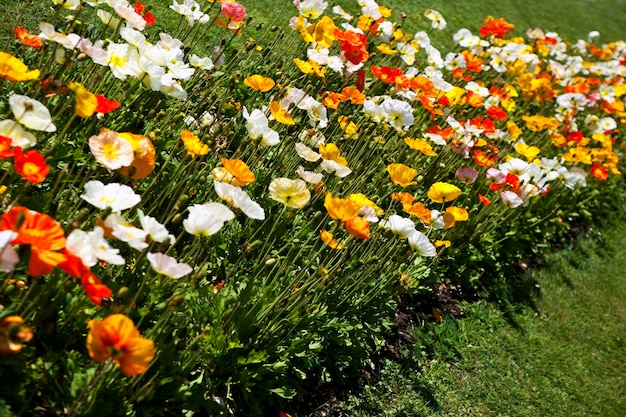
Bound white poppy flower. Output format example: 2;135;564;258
9;95;56;132
380;214;417;239
296;166;324;184
408;231;437;257
295;143;322;162
183;203;235;236
147;252;193;279
137;210;175;245
0;120;37;149
214;181;265;220
104;213;149;251
66;227;125;266
81;181;141;212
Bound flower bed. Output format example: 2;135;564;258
0;0;624;415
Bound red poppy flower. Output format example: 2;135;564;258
477;193;491;206
134;1;156;26
487;106;508;121
95;95;122;113
13;147;50;184
0;136;12;159
81;272;113;306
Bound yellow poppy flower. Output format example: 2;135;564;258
67;81;98;118
0;52;40;82
269;101;295;125
404;138;437;156
427;182;462;203
319;143;347;165
324;193;361;221
387;163;418;187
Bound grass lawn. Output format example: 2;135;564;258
330;216;626;416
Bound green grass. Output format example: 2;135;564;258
331;217;626;416
4;0;626;48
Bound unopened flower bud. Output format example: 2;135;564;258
265;258;276;266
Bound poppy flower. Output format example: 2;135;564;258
324;193;362;221
0;136;13;159
344;217;370;240
9;95;56;132
269;102;295;125
68;81;98;118
117;132;156;179
13;147;50;184
0;52;40;82
134;1;156;26
477;193;491;206
334;29;369;65
183;203;235;236
147;253;193;279
0;206;66;276
181;130;209;157
95;95;121;114
387;163;418;187
590;163;608;180
268;178;311;209
320;230;342;250
13;26;43;48
244;75;275;92
221;158;256;185
427;182;462;204
319;143;348;165
87;314;155;376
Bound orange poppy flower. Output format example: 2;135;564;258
221;158;255;185
344;217;370;240
13;147;50;184
472;149;498;167
334;29;369;65
0;206;66;276
320;229;343;250
87;314;155;376
479;16;514;38
341;86;366;105
243;75;275;92
13;26;43;48
590;163;608;180
477;193;491;206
